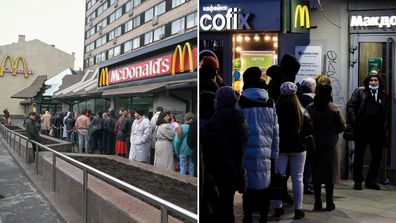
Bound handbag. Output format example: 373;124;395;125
269;172;288;200
304;135;316;152
343;125;354;141
237;168;247;194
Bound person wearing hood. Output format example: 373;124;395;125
347;70;388;190
236;67;279;223
201;86;248;223
266;54;301;101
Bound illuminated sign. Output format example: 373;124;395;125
98;43;197;86
200;5;253;31
171;42;194;75
350;15;396;28
294;5;310;29
0;55;33;78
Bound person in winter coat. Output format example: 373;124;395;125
115;111;128;157
347;70;388;190
25;112;41;158
174;112;195;176
266;54;301;101
236;67;279;223
306;83;346;211
104;109;117;155
274;82;314;220
201;86;248;223
154;111;175;170
64;111;74;142
89;112;105;154
129;110;151;163
297;77;317;195
40;111;52;135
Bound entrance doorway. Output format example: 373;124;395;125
350;34;396;171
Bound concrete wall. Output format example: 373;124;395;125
0;36;75;116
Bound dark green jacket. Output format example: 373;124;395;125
25;118;40;142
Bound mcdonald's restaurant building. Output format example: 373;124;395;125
0;35;75;117
199;0;310;93
98;31;197;118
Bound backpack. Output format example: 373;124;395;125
90;119;103;133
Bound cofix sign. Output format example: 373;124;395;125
200;5;253;31
98;42;197;87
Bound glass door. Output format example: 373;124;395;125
199;33;232;86
350;34;396;170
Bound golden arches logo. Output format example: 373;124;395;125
98;67;109;87
0;55;31;78
171;42;194;75
294;5;310;29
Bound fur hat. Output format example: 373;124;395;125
280;82;298;95
216;86;237;109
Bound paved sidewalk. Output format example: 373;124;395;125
234;180;396;223
0;137;64;223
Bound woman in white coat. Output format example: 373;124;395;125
154;111;175;171
129;110;151;163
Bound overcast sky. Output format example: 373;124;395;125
0;0;85;70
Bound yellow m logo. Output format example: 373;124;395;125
98;67;109;87
0;55;30;78
171;42;194;75
294;5;310;29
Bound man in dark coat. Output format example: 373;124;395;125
201;86;248;223
347;71;388;190
25;112;41;158
104;109;117;155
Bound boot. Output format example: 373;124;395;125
325;184;335;211
294;209;305;220
313;184;323;211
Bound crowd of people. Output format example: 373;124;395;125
200;54;387;223
23;107;197;177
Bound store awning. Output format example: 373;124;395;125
19;99;33;105
102;79;196;97
11;75;47;99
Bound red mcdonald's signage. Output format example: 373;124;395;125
98;42;197;87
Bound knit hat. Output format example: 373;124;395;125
280;82;298;95
200;56;219;70
301;77;317;93
216;86;237;109
243;67;262;89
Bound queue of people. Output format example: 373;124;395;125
21;106;197;177
198;54;386;223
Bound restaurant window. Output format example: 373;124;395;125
144;31;153;45
171;17;185;35
153;26;165;42
154;1;166;16
231;33;278;94
172;0;185;8
186;12;197;29
145;8;153;22
132;37;140;49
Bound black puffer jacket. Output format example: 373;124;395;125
346;74;387;129
201;107;248;190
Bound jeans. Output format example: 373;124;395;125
274;151;306;210
179;155;195;176
77;129;90;153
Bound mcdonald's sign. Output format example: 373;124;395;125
0;55;33;78
98;42;197;87
171;42;194;75
294;5;310;29
98;67;109;87
283;0;311;33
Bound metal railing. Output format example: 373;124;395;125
0;124;197;223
